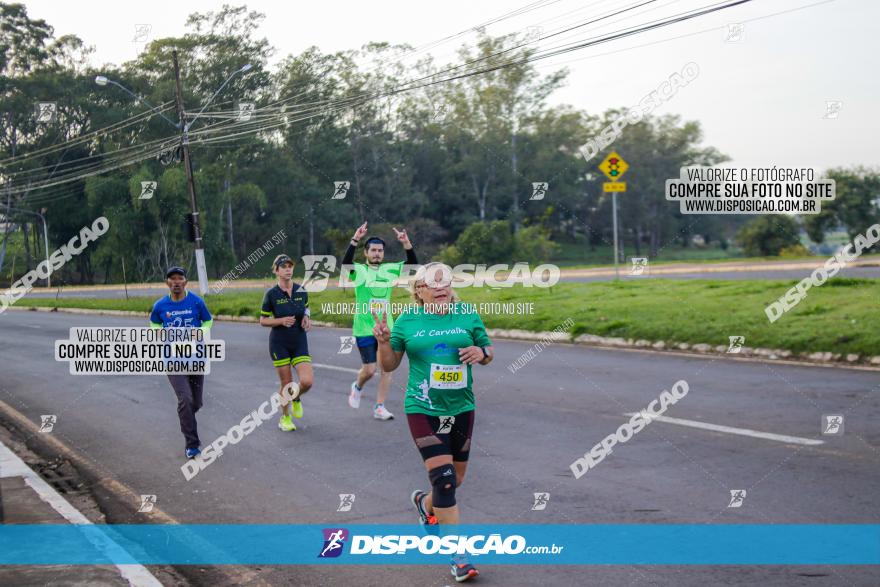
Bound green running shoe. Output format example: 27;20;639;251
278;413;296;432
292;399;303;419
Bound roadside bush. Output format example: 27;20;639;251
736;216;801;256
779;244;810;258
514;225;559;262
436;221;559;265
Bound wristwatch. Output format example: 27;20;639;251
480;347;489;360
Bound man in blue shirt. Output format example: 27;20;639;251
150;267;213;459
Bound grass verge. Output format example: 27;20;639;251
13;278;879;356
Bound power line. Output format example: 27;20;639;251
530;0;837;71
7;0;764;201
2;0;559;174
0;101;176;167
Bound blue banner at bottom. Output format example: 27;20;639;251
0;525;877;565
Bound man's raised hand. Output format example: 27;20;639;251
392;226;411;248
353;222;368;242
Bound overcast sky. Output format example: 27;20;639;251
21;0;880;172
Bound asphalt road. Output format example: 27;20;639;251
0;309;877;586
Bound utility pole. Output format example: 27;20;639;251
172;50;209;295
98;56;250;293
225;162;234;254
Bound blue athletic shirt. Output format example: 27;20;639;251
149;291;213;329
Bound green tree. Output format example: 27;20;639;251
804;166;880;243
736;216;801;257
588;113;729;258
0;2;97;280
439;220;514;265
440;34;565;225
0;3;794;285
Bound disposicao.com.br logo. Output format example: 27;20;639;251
319;528;563;557
319;528;349;558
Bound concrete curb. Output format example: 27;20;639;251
0;398;270;587
8;304;880;371
560;258;880;279
490;328;880;370
0;436;163;586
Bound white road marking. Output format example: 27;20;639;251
622;413;824;446
0;440;162;586
313;363;360;374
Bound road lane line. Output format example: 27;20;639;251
622;413;824;446
312;363;360;374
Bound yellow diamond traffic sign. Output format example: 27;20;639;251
599;152;629;182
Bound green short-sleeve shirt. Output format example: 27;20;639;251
351;262;403;337
390;302;492;416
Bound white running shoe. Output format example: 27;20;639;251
349;382;362;409
373;404;394;420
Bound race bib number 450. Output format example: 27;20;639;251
430;363;466;390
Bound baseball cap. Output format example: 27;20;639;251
166;266;186;278
273;254;294;268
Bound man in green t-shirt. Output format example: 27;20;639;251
342;221;418;420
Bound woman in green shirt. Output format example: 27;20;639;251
373;262;493;583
